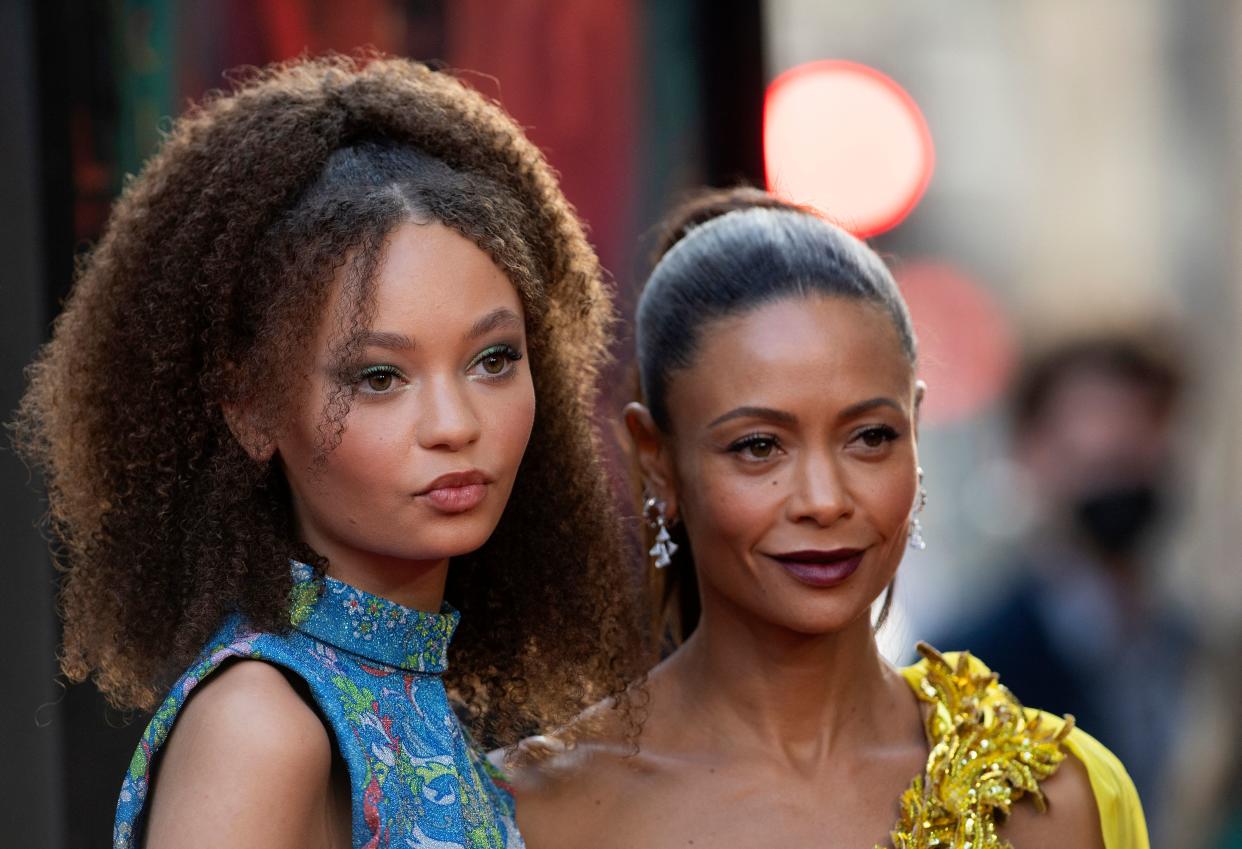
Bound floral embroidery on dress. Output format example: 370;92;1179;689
114;562;521;849
884;643;1073;849
290;561;458;673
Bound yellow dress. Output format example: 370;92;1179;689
890;644;1149;849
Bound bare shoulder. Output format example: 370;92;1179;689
144;659;338;848
502;705;642;849
1002;748;1105;849
505;730;633;802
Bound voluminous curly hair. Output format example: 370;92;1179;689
14;55;648;746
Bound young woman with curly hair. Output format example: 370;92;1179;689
15;56;645;848
507;190;1148;849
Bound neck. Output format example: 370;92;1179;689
325;552;450;612
292;498;451;612
660;586;915;762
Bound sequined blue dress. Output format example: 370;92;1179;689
114;562;523;848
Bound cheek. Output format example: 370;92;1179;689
481;377;537;472
678;457;780;551
290;417;402;510
327;418;402;486
857;466;919;538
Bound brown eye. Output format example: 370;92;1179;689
366;373;394;392
356;366;401;394
470;345;521;378
857;425;899;449
748;439;776;458
729;434;780;460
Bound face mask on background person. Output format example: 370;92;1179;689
1072;483;1161;560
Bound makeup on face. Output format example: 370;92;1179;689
276;220;537;588
656;295;919;634
415;469;494;514
762;548;865;588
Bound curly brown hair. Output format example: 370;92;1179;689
14;54;648;746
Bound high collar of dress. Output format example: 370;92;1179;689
288;561;460;673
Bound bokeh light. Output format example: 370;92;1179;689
764;60;934;237
895;260;1015;425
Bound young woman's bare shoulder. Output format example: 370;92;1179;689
1002;751;1105;849
144;659;338;848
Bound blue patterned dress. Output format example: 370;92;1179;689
114;562;523;849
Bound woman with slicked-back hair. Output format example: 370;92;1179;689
15;55;646;848
507;188;1149;849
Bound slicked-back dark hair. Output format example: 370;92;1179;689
15;55;646;746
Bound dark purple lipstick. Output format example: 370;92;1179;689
766;548;864;588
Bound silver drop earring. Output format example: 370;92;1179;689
643;494;678;569
908;466;928;550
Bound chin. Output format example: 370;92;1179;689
414;517;503;560
766;595;878;637
781;614;863;637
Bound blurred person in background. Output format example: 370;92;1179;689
936;332;1191;830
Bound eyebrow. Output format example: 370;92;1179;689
839;397;906;418
465;308;523;341
358;308;522;352
706;397;905;429
707;406;798;428
361;331;414;350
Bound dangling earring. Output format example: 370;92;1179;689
643;494;678;569
908;466;928;550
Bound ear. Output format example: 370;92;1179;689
221;400;276;463
913;379;927;432
623;401;680;521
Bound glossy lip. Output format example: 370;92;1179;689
415;470;492;514
764;548;865;588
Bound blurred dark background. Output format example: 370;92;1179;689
3;2;1239;846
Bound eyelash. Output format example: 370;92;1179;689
726;425;902;460
354;364;403;395
468;344;523;380
852;424;901;449
727;433;781;460
351;344;524;395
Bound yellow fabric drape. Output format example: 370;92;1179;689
900;653;1150;849
1060;722;1151;849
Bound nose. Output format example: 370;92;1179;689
785;449;854;527
415;375;481;451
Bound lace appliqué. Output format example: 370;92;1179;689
883;643;1074;849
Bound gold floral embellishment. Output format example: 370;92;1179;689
884;643;1074;849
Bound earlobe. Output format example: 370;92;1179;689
622;402;679;521
221;401;276;463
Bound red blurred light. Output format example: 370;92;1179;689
895;261;1015;425
764;60;934;238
